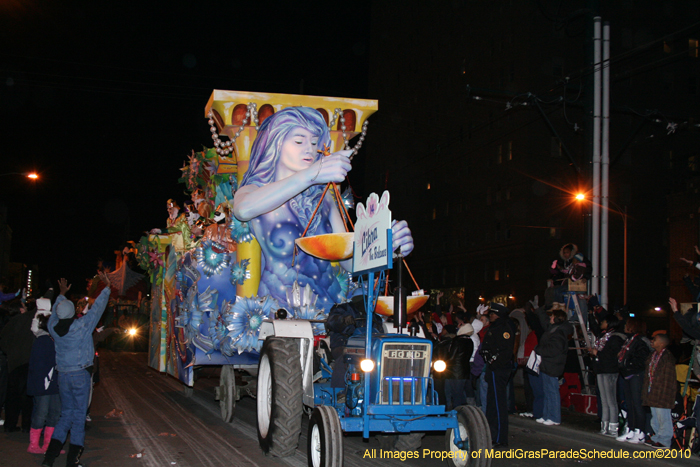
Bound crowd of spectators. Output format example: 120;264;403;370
410;241;699;451
0;273;111;467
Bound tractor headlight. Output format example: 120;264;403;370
433;360;446;372
360;359;375;372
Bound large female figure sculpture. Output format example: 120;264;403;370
233;107;413;312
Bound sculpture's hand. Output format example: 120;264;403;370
306;150;352;186
391;219;414;256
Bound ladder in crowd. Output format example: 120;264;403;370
565;292;594;395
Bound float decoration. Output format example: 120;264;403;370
285;281;326;335
222;295;278;354
230;259;251;286
229;217;254;244
194;240;231;278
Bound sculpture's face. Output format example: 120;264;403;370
277;127;318;175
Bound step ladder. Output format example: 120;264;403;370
564;292;593;395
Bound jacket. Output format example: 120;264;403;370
480;316;516;370
536;321;573;377
0;309;35;372
641;350;676;409
49;287;110;373
27;334;58;396
618;333;652;377
590;331;626;374
440;334;473;380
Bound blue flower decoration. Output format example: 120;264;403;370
230;258;251;286
230;217;254;243
219;295;277;355
208;299;231;353
194;240;231;278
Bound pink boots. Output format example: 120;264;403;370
27;428;44;454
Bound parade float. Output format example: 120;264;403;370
144;91;487;467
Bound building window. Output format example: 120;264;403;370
427;182;431;190
691;39;699;57
549;227;557;238
494;261;500;281
664;41;673;54
432;208;437;220
508;141;513;160
497;145;503;164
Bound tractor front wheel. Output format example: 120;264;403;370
307;406;343;467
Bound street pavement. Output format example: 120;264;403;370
1;350;696;467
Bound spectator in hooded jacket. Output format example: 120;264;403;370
641;332;676;448
530;309;573;426
616;317;652;445
27;299;60;454
480;303;516;447
589;315;626;437
43;274;111;467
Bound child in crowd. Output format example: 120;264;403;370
641;332;676;448
27;298;60;454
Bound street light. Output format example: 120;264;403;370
0;172;39;179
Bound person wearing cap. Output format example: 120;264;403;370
480;303;516;447
43;272;111;467
27;299;60;454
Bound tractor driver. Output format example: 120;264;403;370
326;295;384;389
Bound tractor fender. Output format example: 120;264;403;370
259;320;315;408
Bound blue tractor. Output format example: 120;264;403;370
254;260;492;467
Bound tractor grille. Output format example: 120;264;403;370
379;343;431;405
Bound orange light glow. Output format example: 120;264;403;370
575;193;585;201
27;173;38;179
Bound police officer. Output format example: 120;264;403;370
480;303;515;447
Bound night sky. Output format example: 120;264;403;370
0;1;371;292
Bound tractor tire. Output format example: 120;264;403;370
375;434;398;450
218;365;236;423
257;338;303;457
394;432;425;451
307;406;343;467
445;405;492;467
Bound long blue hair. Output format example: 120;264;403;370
241;107;332;234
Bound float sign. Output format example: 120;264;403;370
352;191;392;276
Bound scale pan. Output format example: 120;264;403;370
375;295;429;317
295;232;354;261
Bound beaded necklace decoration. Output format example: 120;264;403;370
647;348;665;393
617;334;638;364
207;105;368;158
